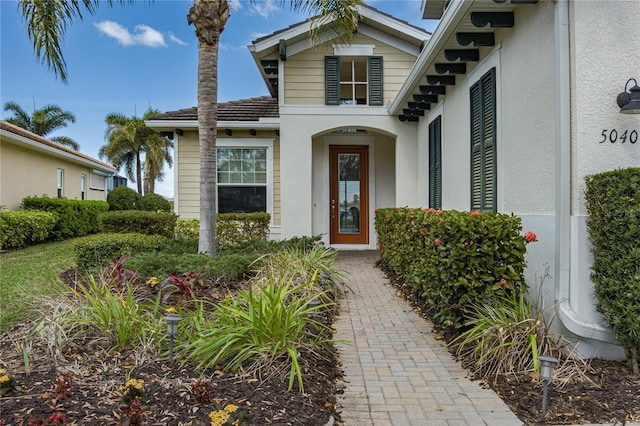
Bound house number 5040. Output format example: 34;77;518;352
599;129;638;144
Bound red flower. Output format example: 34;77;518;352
434;238;441;246
435;209;443;216
470;210;480;217
525;231;538;243
499;279;507;287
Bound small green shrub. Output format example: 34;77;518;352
98;210;177;238
375;207;533;329
585;167;640;373
0;210;58;249
21;196;108;239
74;233;167;269
107;186;142;211
140;193;171;212
175;213;270;249
126;252;213;279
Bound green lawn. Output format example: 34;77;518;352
0;239;75;330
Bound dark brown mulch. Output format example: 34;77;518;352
381;261;640;425
0;269;342;426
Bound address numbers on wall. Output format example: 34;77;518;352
599;129;639;144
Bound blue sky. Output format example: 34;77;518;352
1;0;437;197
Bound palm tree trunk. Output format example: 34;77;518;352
136;153;143;194
197;39;218;256
190;0;228;256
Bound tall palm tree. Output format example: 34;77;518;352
3;101;80;150
100;108;171;195
19;0;362;255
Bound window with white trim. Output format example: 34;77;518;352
216;140;273;215
57;169;64;198
325;56;383;106
80;174;87;200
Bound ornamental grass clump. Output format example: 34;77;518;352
183;270;334;392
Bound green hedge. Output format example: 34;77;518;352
74;232;168;269
175;212;270;249
21;196;109;239
140;193;171;212
585;167;640;368
107;186;142;211
375;207;533;329
0;210;59;250
98;210;177;238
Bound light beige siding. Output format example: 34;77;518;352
0;140;108;210
283;33;418;105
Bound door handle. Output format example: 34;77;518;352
331;199;336;220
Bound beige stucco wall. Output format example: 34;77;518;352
174;130;281;227
0;140;108;210
283;33;419;106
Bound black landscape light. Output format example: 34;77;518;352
538;355;559;417
164;313;182;362
617;78;640;114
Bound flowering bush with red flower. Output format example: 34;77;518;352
375;207;530;329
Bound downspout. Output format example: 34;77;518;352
553;0;616;343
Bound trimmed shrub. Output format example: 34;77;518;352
107;186;142;211
0;210;59;249
585;167;640;373
21;196;108;239
175;213;270;249
140;193;171;212
74;232;167;269
98;210;177;238
375;207;534;329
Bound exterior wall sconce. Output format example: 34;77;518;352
617;78;640;114
224;128;232;136
164;313;182;362
175;128;184;136
249;129;257;136
538;355;559;417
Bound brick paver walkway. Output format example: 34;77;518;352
333;251;522;426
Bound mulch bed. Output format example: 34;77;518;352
2;261;639;425
0;269;342;426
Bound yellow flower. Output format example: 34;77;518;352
124;378;144;391
147;277;159;287
165;306;177;314
209;410;230;426
0;368;5;374
225;404;238;413
0;375;10;383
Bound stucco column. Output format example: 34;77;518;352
394;126;419;207
279;115;314;238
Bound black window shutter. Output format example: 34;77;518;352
368;56;383;106
429;115;442;209
325;56;340;105
469;68;496;212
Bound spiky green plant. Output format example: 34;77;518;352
450;292;558;381
182;271;335;392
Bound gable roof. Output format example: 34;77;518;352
145;96;280;130
249;4;432;97
0;120;116;174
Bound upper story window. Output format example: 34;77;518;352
325;55;383;106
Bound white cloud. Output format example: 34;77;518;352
248;0;280;18
94;21;167;47
228;0;243;13
168;32;188;46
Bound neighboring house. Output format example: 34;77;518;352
0;120;116;210
147;1;640;359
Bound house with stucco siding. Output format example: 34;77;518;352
0;120;116;210
146;0;640;359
